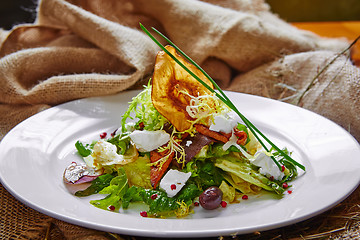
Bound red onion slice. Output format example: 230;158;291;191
63;162;103;194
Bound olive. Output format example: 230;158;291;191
199;186;223;210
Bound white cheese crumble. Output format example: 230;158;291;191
185;140;192;147
129;130;170;152
250;152;284;180
91;140;130;166
209;111;240;133
159;169;192;197
64;162;96;183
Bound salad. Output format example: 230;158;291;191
63;43;304;218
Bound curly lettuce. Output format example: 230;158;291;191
121;82;169;132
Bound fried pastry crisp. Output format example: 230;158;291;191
151;45;214;132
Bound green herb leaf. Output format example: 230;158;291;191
75;140;92;157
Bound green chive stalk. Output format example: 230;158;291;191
140;23;305;171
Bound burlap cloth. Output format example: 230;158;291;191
1;0;359;239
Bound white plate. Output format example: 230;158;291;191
1;90;360;238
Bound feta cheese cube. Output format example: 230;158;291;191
209;112;239;133
251;152;284;180
159;169;192;197
129;130;170;152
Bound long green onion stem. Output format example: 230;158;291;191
140;23;305;171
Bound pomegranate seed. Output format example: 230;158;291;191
220;201;227;208
140;211;148;217
170;184;176;190
108;205;115;211
111;129;117;137
281;165;285;172
100;132;107;139
151;193;158;200
282;182;288;189
287;190;293;194
194;202;199;206
242;195;248;200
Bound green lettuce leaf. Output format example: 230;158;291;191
75;140;92;157
176;183;201;203
122;186;143;209
90;168;129;211
75;173;115;197
215;156;285;194
187;159;224;190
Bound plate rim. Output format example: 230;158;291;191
1;90;360;238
